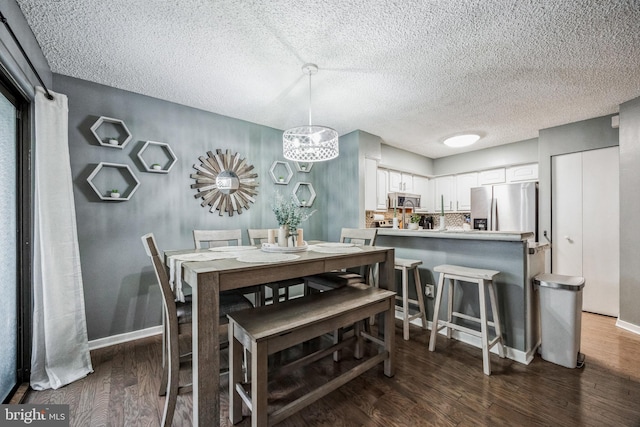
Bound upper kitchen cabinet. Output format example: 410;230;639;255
364;158;378;211
506;163;538;182
389;170;413;193
434;175;455;212
413;175;432;211
364;158;388;211
478;168;506;185
376;169;389;210
455;172;478;211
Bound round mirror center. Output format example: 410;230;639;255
216;170;240;194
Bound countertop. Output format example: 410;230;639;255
376;228;534;242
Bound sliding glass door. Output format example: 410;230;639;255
0;75;29;403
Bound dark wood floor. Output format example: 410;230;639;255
26;312;640;426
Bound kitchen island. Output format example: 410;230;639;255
376;228;547;364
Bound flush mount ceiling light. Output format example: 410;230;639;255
283;63;339;162
443;133;481;148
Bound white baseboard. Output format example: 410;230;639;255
396;309;533;365
88;326;162;350
616;318;640;335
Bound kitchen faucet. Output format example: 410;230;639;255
401;199;415;229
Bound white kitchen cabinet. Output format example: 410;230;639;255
507;163;538;182
552;147;619;316
376;168;389;210
478;168;506;185
455;172;478;211
364;158;378;211
413;175;432;211
434;175;455;212
388;170;413;192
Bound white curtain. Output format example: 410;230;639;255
31;87;93;390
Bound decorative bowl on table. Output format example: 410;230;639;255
261;242;308;253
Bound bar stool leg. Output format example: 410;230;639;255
478;279;491;375
429;272;446;351
402;266;410;340
446;277;454;339
488;281;506;358
413;266;428;331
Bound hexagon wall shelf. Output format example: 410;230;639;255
90;116;132;149
86;162;140;201
269;161;293;185
292;182;316;207
137;140;177;173
295;162;313;173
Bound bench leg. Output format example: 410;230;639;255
354;321;363;359
384;298;395;377
251;340;269;427
429;273;445;352
229;321;243;424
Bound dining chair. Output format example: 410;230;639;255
193;229;264;306
141;233;252;427
304;228;379;293
247;228;303;304
303;228;379;361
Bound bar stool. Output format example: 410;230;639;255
428;264;505;375
395;258;428;340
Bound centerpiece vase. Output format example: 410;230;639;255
439;215;446;230
278;225;289;247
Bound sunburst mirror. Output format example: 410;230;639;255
190;149;259;216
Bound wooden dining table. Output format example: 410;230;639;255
164;242;395;426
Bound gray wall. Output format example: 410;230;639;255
53;74;336;340
619;97;640;326
433;138;538;176
380;144;434;176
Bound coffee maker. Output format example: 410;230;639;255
419;215;433;230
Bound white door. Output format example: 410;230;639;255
552;147;620;316
552;153;583;277
582;147;619;316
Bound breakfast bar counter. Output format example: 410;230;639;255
376;228;547;364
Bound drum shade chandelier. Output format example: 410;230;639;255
283;63;339;162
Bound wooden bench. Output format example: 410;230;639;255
228;283;396;427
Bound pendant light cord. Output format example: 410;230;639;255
307;68;313;126
0;10;54;100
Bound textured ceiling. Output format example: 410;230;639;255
16;0;640;158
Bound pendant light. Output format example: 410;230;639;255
283;63;339;162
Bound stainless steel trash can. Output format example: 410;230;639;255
534;273;586;368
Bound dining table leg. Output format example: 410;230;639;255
378;248;395;376
192;272;220;426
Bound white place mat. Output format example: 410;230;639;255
308;245;363;254
316;242;355;248
236;252;300;263
208;245;258;252
167;252;237;302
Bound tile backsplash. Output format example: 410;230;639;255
366;210;470;230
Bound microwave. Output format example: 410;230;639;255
388;192;421;209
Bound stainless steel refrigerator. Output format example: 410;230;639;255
470;182;538;240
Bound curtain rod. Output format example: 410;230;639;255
0;10;54;100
